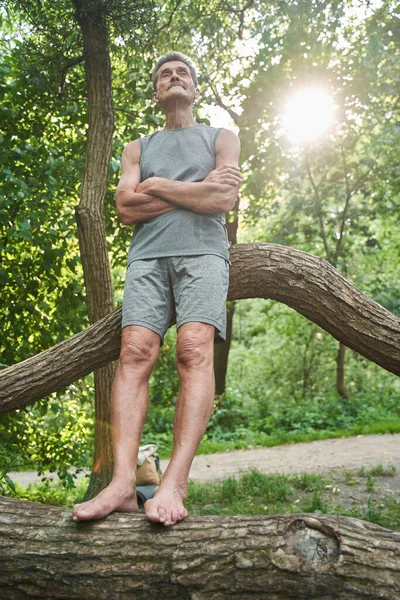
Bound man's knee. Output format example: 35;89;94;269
176;323;214;370
119;326;160;371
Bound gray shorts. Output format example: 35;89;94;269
122;255;230;345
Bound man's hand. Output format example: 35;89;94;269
136;179;158;195
203;164;242;187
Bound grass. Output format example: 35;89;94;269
186;466;400;531
186;470;327;517
358;464;397;477
6;465;399;531
8;476;90;508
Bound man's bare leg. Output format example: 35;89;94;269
72;326;160;521
145;322;215;526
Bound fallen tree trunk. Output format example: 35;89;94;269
0;496;399;599
1;242;399;415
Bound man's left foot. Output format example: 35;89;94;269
144;483;188;527
72;478;138;521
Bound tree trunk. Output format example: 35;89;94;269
1;243;400;416
214;301;235;396
72;0;116;498
214;202;239;395
336;342;349;399
0;497;399;599
302;326;316;398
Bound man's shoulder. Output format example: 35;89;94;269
216;128;240;149
199;123;222;135
122;139;140;163
217;128;240;142
123;135;153;152
214;128;240;164
124;138;141;148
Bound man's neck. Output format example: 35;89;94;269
163;105;197;130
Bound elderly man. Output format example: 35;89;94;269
73;51;241;526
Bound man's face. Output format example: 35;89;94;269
153;60;199;108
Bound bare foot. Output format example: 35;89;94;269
144;482;188;527
72;479;138;521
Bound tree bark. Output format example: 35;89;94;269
302;326;316;398
336;342;349;399
1;243;400;416
0;496;399;599
214;201;239;396
214;301;235;396
72;0;116;498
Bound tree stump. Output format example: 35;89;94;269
1;496;399;599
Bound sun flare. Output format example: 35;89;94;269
283;88;336;144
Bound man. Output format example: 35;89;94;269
72;51;241;527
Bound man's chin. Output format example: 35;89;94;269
167;86;187;93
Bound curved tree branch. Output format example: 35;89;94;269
1;243;399;415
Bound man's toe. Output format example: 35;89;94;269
144;500;161;522
72;501;85;515
178;507;188;520
73;506;95;520
158;505;167;522
72;503;86;519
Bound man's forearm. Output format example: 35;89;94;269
116;191;176;225
137;178;237;215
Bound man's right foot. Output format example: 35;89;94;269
72;479;138;521
144;481;188;527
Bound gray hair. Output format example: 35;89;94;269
152;52;198;91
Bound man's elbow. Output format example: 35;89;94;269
116;203;135;226
222;196;237;213
120;213;134;226
218;186;238;213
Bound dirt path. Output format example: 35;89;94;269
10;433;400;487
182;433;400;483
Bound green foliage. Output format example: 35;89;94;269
0;444;20;494
4;476;89;507
1;0;399;484
0;27;88;368
148;328;180;408
0;380;94;483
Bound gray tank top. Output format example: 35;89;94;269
127;124;230;265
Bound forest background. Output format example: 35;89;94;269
0;0;399;491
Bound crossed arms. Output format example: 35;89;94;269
115;128;241;225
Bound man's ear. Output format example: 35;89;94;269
152;90;159;103
194;88;200;103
